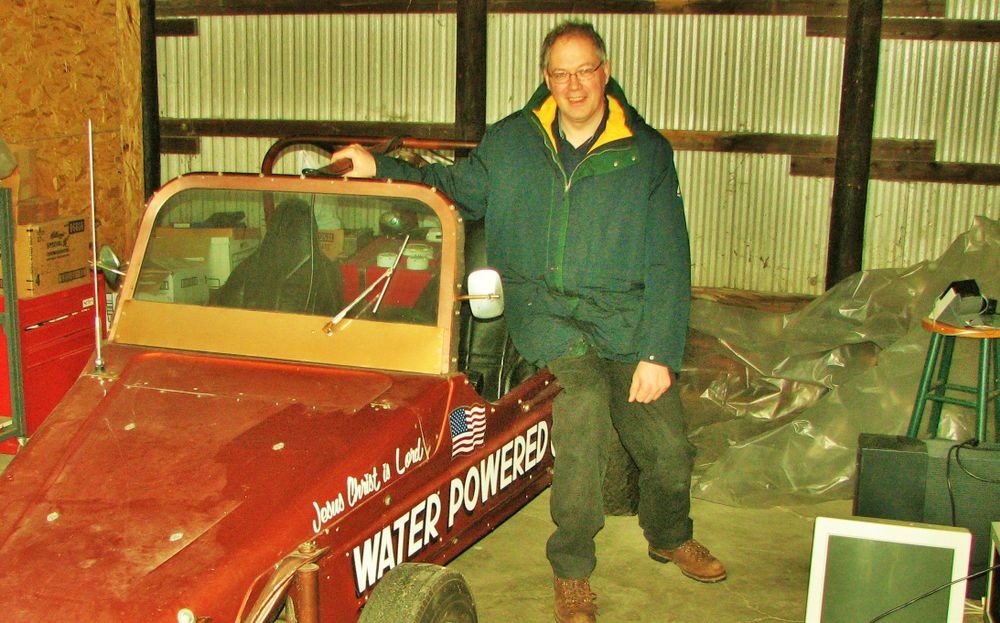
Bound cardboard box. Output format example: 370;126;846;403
317;228;345;260
16;196;60;225
150;230;260;289
134;259;209;305
206;236;257;288
340;229;375;260
159;224;259;240
0;214;92;298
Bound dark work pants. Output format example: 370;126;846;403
545;350;695;579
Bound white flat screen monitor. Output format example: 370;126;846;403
805;516;971;623
986;521;1000;623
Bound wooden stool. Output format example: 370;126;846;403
907;317;1000;443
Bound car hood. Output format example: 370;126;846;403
0;345;444;621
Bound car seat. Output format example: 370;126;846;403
458;220;536;401
214;198;344;316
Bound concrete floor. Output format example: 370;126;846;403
0;453;984;622
450;490;852;623
451;490;987;623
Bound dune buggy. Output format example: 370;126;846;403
0;166;566;622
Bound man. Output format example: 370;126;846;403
332;21;725;623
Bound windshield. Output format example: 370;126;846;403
135;187;442;327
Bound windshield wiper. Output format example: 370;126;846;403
323;235;410;335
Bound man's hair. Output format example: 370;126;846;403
539;21;607;70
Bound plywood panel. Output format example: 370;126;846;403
0;0;143;257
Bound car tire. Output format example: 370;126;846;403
358;563;478;623
603;428;640;516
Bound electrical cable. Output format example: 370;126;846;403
945;439;1000;526
945;440;967;526
955;443;1000;484
945;439;973;526
868;562;1000;623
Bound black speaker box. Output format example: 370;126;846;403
854;434;928;521
854;433;1000;599
923;439;1000;599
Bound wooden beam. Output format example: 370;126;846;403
160;136;200;154
692;286;813;313
157;1;457;16
649;0;940;16
155;0;943;18
661;131;934;161
808;17;1000;41
791;156;1000;185
162;120;944;164
155;18;198;37
160;118;468;141
161;119;999;185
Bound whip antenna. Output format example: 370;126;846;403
87;120;104;372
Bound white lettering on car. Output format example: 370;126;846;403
499;437;514;489
446;420;548;528
312;438;431;534
350;421;550;594
395;436;426;476
352;492;442;595
479;448;501;503
311;495;346;533
347;466;382;507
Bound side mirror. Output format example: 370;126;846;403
464;268;504;319
97;245;126;290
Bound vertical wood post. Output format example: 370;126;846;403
140;0;161;198
826;0;884;289
456;0;487;143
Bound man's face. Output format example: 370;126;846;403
544;35;611;130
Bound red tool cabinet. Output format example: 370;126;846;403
0;283;104;453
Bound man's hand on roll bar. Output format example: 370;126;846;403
329;144;377;178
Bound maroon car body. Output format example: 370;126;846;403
0;174;555;622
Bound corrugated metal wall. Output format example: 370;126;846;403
158;14;455;123
679;152;835;293
952;0;999;20
158;8;999;295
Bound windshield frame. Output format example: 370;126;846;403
109;173;464;375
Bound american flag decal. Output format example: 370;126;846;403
449;404;487;457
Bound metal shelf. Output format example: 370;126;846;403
0;187;26;446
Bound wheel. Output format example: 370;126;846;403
358;563;478;623
602;427;640;516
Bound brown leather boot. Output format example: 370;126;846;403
648;539;727;583
553;576;598;623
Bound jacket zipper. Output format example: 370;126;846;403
532;114;632;291
553;142;632;291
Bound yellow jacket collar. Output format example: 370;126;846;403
534;94;632;154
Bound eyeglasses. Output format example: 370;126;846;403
547;61;605;86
